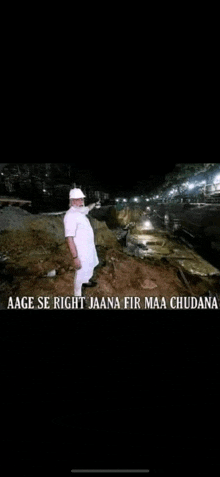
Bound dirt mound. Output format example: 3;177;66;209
0;206;65;241
109;207;144;227
89;217;120;249
85;248;188;306
0;223;75;308
0;206;31;232
84;248;220;309
0;207;120;308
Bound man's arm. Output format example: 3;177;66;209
66;237;81;270
87;201;100;211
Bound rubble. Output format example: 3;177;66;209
89;217;119;249
46;269;56;277
125;216;220;276
109;206;143;227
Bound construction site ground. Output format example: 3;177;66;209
0;206;219;310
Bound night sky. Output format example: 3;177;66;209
0;161;178;198
74;161;177;196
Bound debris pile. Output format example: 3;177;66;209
89;217;119;249
110;206;144;227
85;248;217;308
0;206;65;241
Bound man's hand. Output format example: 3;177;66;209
66;238;81;269
88;201;101;211
73;257;82;270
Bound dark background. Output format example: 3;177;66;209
1;309;219;475
0;161;178;213
0;161;176;196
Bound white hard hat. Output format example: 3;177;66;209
69;188;86;199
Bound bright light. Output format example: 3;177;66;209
115;198;119;202
123;198;127;202
188;183;195;190
144;220;154;230
133;197;138;202
214;174;220;184
145;198;149;202
169;188;178;195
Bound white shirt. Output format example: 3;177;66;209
64;206;99;283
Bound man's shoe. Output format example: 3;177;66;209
82;280;97;288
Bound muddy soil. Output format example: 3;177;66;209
85;248;220;309
0;206;219;310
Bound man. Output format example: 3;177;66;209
64;188;99;296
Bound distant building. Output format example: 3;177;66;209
0;164;110;204
83;187;109;202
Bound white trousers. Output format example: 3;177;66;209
74;272;93;296
74;272;84;296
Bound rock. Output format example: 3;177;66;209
89;217;119;249
177;258;220;276
47;269;56;277
140;278;157;289
59;268;66;274
112;207;143;227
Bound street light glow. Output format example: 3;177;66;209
214;174;220;184
188;183;195;190
144;219;154;230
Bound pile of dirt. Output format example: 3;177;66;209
0;206;65;242
0;206;31;232
0;224;75;308
89;217;120;249
110;207;144;227
0;207;120;308
85;248;220;309
85;249;185;305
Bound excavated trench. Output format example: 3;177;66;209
0;205;219;310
